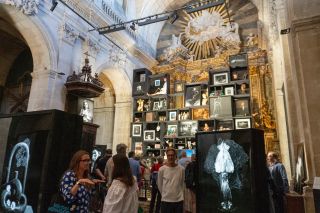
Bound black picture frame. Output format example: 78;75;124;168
185;85;201;107
169;111;177;121
209;96;232;118
144;130;155;141
166;124;178;137
235;118;251;129
213;72;229;85
234;98;250;116
174;82;184;93
132;124;142;137
179;121;198;136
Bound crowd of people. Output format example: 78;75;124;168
55;144;289;213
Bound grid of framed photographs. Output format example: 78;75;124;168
131;53;251;157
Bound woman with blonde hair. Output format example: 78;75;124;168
60;150;103;212
103;154;139;213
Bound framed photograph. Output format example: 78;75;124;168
153;101;160;110
224;87;234;96
185;85;201;107
132;124;142;137
169;111;177;121
234;98;250;116
134;142;143;155
78;98;94;123
235;118;251;129
209;96;232;118
158;99;167;110
192;108;209;120
166;124;178;137
144;130;155;141
179;121;198;137
213;72;228;85
140;74;146;82
154;79;161;86
175;82;184;93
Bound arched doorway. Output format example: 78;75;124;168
0;5;55;112
94;66;132;154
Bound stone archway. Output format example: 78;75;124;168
0;5;56;111
94;65;132;154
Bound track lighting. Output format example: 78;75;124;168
50;0;58;11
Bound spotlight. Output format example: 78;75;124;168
99;25;126;34
137;15;169;26
130;22;136;31
50;0;58;12
185;0;225;14
169;11;179;24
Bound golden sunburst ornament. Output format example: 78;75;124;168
177;3;240;60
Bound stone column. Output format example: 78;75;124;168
27;68;67;111
112;101;132;154
94;106;115;149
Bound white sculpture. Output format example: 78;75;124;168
185;10;240;46
215;141;234;210
80;100;93;122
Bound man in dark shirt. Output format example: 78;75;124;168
267;151;289;213
95;149;112;181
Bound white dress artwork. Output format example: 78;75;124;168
214;142;234;173
214;141;234;210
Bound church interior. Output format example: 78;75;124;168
0;0;319;212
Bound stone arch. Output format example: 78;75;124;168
94;65;132;153
0;5;57;111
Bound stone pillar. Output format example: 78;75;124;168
112;101;132;154
94;106;115;149
266;0;292;178
27;68;66;111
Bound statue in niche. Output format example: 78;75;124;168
137;99;144;112
204;138;249;211
80;100;93;122
245;33;258;47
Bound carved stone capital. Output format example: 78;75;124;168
59;23;79;44
87;39;101;56
4;0;40;15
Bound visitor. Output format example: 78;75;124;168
128;151;141;183
149;156;164;213
267;151;289;213
102;154;139;213
60;150;104;212
157;148;185;213
104;143;127;186
184;154;196;213
95;149;112;181
178;151;190;168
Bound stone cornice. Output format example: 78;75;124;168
291;15;320;33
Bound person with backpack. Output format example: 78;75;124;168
184;154;196;213
149;156;164;213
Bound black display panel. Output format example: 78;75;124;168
196;129;270;213
0;110;83;213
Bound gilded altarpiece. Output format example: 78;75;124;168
152;50;278;153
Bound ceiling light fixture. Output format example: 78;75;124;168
95;0;225;34
130;22;136;31
50;0;58;11
185;0;225;14
169;11;179;24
